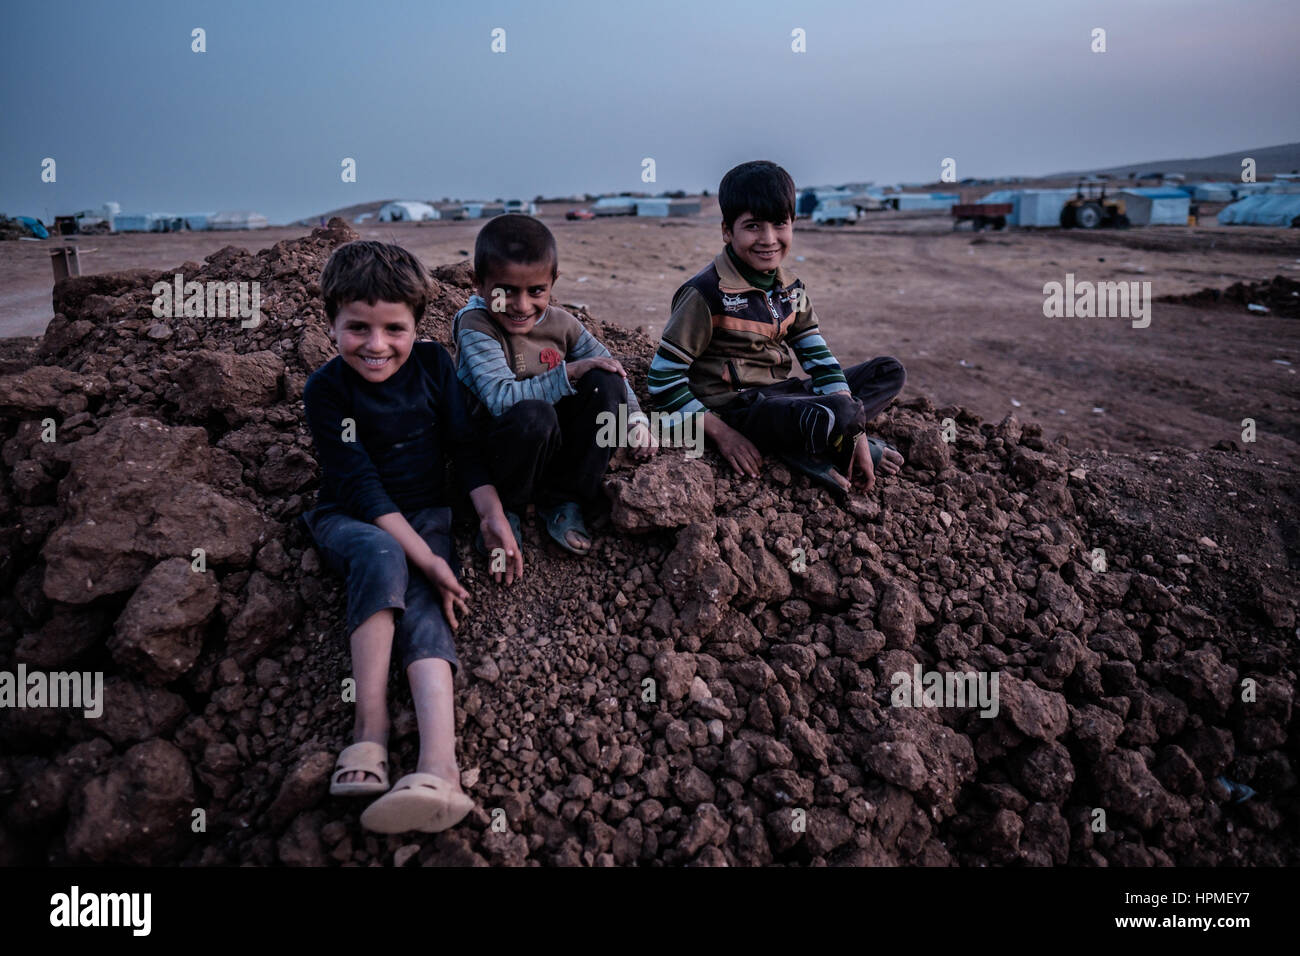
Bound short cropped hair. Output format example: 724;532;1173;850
718;161;796;228
320;240;429;323
473;213;558;282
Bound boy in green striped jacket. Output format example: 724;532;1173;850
648;160;906;492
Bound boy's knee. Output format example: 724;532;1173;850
823;392;866;431
354;528;408;588
502;399;560;442
575;368;626;409
877;356;907;388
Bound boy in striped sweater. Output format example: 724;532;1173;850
454;214;654;555
648;161;906;493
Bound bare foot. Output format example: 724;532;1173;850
339;731;388;786
877;446;904;476
418;760;466;794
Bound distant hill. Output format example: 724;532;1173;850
294;199;396;226
1049;142;1300;180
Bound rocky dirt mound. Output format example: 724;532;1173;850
1158;274;1300;319
0;220;1296;866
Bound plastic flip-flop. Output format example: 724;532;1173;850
329;741;390;797
474;510;522;558
539;501;590;555
359;772;474;833
778;452;849;496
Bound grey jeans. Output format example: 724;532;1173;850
299;503;460;673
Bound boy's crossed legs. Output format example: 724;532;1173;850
718;356;906;479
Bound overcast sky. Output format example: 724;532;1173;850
3;0;1298;224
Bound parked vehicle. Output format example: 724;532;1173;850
951;203;1011;231
1060;180;1129;229
565;208;595;220
812;202;858;225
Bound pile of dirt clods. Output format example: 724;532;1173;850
0;219;1294;866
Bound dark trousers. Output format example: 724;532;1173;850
481;368;624;510
717;357;906;457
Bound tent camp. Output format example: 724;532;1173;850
1217;194;1300;227
1119;188;1190;226
378;201;439;222
210;210;269;230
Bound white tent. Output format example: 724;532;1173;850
593;197;637;216
1217;194;1300;227
210;210;270;230
892;193;958;211
1183;182;1238;202
1119;188;1190;226
378;201;439;222
1016;189;1079;228
462;202;505;219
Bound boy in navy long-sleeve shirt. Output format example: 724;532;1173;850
299;240;520;834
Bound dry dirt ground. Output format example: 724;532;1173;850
5;206;1299;467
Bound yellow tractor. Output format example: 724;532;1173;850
1060;179;1130;229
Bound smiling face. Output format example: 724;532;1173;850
476;259;555;337
723;212;792;273
329;300;416;383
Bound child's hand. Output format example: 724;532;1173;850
628;420;658;459
710;420;762;477
845;434;876;491
480;513;524;585
568;357;626;383
420;555;470;629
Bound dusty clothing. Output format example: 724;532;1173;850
716;357;907;457
300;503;460;672
302;341;489;522
478;368;625;510
454;296;640;420
648;248;849;415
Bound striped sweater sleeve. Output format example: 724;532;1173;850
787;300;849;395
569;328;642;417
456;325;574;417
648;286;710;416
